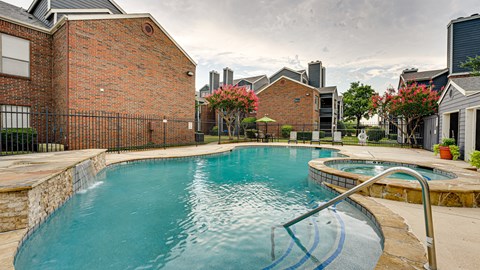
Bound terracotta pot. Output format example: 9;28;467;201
439;146;452;160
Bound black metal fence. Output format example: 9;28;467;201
197;119;424;148
0;108;198;156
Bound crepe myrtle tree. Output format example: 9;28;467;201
371;83;440;145
205;84;259;139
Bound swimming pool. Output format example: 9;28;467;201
326;160;456;181
15;147;382;269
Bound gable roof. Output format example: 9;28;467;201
269;67;305;80
401;68;449;83
438;76;480;104
233;75;267;85
256;75;319;95
0;1;48;28
57;14;196;65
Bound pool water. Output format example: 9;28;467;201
328;162;453;181
15;147;382;270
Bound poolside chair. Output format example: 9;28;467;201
288;131;298;144
332;131;343;146
311;131;321;145
256;131;266;142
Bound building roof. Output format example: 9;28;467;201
256;75;320;95
438;76;480;104
451;76;480;92
318;86;337;92
0;1;48;28
233;75;267;85
447;13;480;27
401;68;449;82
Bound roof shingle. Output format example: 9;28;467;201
0;1;48;28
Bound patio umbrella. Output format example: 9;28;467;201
256;116;276;136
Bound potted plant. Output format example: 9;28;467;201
433;138;459;160
470;151;480;171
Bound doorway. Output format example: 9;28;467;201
449;112;459;141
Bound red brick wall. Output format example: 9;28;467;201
65;18;196;147
66;18;195;119
0;20;52;112
257;78;319;134
52;23;68;114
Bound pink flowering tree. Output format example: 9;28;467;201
205;84;259;139
371;83;440;145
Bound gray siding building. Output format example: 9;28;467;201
448;14;480;75
438;77;480;159
28;0;125;27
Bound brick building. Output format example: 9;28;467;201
196;61;342;136
0;0;196;150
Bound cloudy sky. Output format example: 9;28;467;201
8;0;480;93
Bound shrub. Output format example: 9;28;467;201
388;134;398;140
337;121;346;136
366;126;385;142
210;126;218;135
281;125;293;138
246;129;258;139
470;151;480;168
241;117;257;129
449;145;460;161
1;128;37;151
441;138;456;146
319;130;326;138
297;131;312;140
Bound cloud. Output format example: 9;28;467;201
5;0;479;94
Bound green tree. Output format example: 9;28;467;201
342;82;375;135
460;55;480;76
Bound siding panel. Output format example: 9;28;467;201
452;18;480;74
32;0;51;27
439;85;480;158
270;69;301;83
51;0;122;14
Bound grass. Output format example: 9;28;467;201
204;135;409;148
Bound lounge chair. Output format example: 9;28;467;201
311;131;320;144
256;132;266;142
288;131;298;144
332;131;343;146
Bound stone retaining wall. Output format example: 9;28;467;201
0;152;106;233
309;158;480;207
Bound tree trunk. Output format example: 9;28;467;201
356;116;361;136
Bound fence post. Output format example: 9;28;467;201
46;108;49;152
163;116;167;150
116;113;120;154
302;123;305;144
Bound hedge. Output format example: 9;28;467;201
1;128;37;150
366;127;385;142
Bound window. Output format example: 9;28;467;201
1;34;30;77
1;105;30;128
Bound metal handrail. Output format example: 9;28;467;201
283;167;437;270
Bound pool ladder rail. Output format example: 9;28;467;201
283;167;437;270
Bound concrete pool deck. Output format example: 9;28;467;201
1;142;479;269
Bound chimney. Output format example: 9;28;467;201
209;70;220;93
308;61;322;88
321;67;326;87
402;68;418;74
223;67;234;86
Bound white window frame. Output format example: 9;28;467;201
0;34;31;78
1;105;31;128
